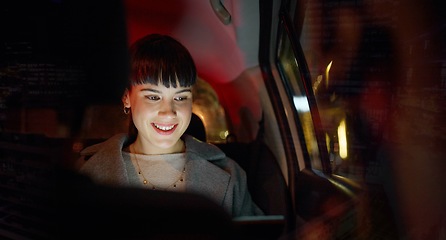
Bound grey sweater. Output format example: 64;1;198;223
78;133;264;217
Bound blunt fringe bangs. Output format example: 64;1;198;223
129;34;197;88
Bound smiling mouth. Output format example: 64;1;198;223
153;123;176;131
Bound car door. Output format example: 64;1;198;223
258;0;364;238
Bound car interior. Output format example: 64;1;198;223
0;0;372;239
2;0;445;239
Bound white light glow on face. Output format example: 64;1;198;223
293;96;310;112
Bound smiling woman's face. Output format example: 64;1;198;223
123;82;193;154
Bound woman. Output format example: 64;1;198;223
78;33;263;217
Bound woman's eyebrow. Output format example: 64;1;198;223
175;89;192;94
139;88;192;94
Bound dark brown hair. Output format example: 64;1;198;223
128;34;197;88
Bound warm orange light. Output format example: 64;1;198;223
337;119;347;159
325;60;333;88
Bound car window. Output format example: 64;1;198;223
299;3;369;180
276;23;324;172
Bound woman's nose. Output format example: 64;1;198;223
158;100;176;118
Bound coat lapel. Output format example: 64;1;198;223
185;155;230;206
183;135;230;206
80;133;130;186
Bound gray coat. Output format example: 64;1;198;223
78;133;263;217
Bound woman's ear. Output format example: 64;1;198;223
122;89;131;108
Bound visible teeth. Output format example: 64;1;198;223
154;123;175;131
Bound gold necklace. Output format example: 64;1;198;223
131;144;185;190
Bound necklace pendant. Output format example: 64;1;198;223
143;180;147;184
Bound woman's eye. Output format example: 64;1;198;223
174;96;188;101
145;95;160;101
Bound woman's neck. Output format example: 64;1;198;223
132;136;185;155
